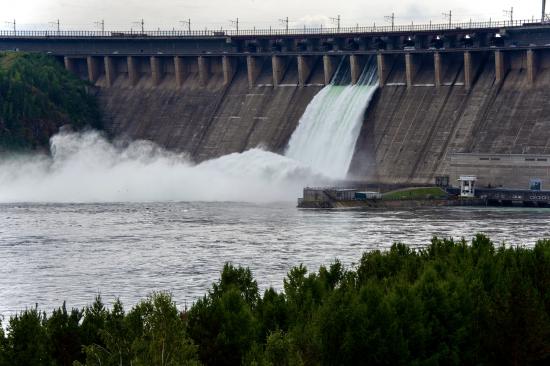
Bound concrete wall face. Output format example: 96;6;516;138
350;53;550;189
76;48;550;190
98;60;324;161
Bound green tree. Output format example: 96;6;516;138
5;306;53;366
46;302;83;366
0;52;102;151
188;264;260;365
128;292;198;366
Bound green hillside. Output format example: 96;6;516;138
0;52;101;151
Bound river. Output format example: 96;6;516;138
1;202;549;318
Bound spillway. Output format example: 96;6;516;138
285;56;379;179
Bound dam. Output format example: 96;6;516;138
2;19;550;188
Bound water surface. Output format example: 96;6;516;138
1;202;549;317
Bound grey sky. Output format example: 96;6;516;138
1;0;546;30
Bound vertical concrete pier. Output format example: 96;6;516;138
495;50;509;83
222;56;237;85
323;55;337;85
127;56;139;86
150;56;162;86
350;55;365;85
527;49;538;85
464;51;473;90
198;56;210;86
405;53;418;87
86;56;100;83
63;57;76;73
246;56;263;88
297;56;313;87
272;55;288;86
174;56;187;88
377;54;390;87
434;52;442;87
104;56;116;87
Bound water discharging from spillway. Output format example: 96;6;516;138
285;56;379;179
0;57;378;203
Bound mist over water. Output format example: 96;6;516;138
0;131;327;203
0;58;382;203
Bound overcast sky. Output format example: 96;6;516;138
1;0;547;31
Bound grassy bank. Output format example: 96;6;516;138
1;234;549;365
0;52;102;151
382;187;449;200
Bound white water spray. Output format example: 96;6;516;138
0;131;326;203
285;56;378;179
0;57;378;203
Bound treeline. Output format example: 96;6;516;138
1;234;550;365
0;52;101;151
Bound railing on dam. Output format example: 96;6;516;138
0;19;546;38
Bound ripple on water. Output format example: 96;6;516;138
1;202;550;317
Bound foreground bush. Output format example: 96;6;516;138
1;234;549;365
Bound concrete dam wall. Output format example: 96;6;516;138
350;49;550;189
19;23;549;189
94;49;550;189
95;56;325;162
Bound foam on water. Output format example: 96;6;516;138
285;56;379;179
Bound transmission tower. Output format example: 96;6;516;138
179;19;191;32
384;13;395;30
5;19;15;35
229;18;239;34
279;17;289;33
330;15;341;31
442;10;452;27
503;7;514;24
94;19;105;33
133;19;145;33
